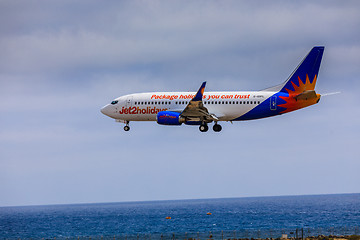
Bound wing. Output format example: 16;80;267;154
180;82;219;122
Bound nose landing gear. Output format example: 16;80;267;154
124;121;130;131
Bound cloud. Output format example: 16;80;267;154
1;0;359;79
1;0;360;206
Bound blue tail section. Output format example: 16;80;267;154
280;46;324;93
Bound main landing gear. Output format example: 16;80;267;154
123;121;130;131
213;123;222;132
199;124;209;132
199;123;222;132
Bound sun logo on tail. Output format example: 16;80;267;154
278;74;320;113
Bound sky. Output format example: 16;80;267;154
0;0;359;207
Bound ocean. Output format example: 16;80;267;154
0;194;359;239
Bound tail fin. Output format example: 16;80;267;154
263;46;324;93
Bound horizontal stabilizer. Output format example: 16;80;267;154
294;90;318;101
321;92;341;96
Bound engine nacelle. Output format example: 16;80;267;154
156;111;185;125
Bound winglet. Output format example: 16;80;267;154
192;82;206;101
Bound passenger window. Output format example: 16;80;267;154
250;101;253;104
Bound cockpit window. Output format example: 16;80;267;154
111;100;118;105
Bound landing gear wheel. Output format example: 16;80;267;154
199;124;209;132
213;124;222;132
124;125;130;131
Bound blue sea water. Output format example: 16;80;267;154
0;194;359;239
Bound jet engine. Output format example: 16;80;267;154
156;111;185;125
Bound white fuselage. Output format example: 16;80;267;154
101;91;275;122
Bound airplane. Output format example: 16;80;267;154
101;46;325;132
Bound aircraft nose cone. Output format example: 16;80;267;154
100;104;112;117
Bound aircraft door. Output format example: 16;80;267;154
270;96;277;111
126;96;133;107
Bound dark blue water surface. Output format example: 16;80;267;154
0;194;359;239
